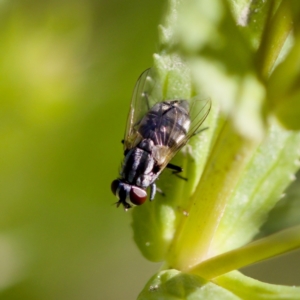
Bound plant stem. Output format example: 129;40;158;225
166;120;259;271
189;225;300;280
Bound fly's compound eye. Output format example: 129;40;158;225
129;186;147;206
111;180;120;197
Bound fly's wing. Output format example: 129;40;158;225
123;68;160;151
184;96;211;143
151;97;211;170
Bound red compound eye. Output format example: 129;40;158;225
111;180;120;196
129;187;147;206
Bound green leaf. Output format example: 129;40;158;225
165;121;300;270
255;0;293;79
268;38;300;129
210;123;300;254
266;1;300;129
139;269;300;299
259;170;300;236
137;269;240;300
227;0;277;50
172;0;267;140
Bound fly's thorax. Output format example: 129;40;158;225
139;139;155;152
121;140;157;187
150;100;189;114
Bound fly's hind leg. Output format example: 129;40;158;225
193;126;209;137
166;163;188;181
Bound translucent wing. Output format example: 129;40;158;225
147;97;211;169
123;68;211;170
184;96;211;143
123;68;159;151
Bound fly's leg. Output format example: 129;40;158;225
193;126;209;136
156;186;165;196
150;183;165;201
167;163;188;181
149;183;156;201
167;163;182;173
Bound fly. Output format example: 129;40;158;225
111;68;211;210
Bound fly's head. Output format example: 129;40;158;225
111;179;147;211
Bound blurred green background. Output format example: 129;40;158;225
0;1;163;299
1;1;300;299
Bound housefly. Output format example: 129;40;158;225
111;68;211;210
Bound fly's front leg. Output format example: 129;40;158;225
149;183;156;201
150;183;165;201
166;163;188;181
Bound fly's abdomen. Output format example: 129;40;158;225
138;100;191;148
